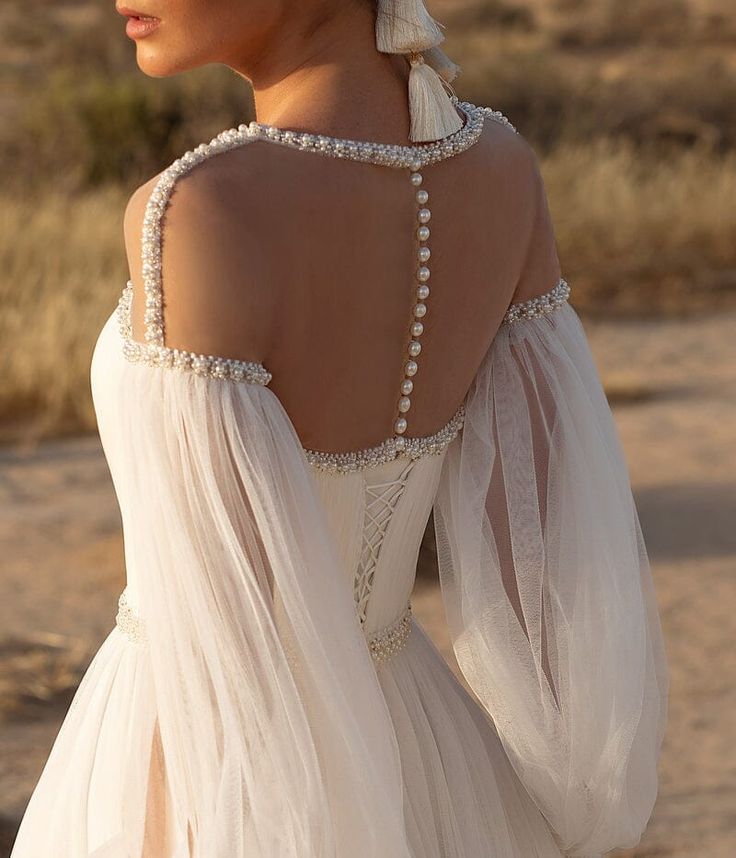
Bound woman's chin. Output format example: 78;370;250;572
134;49;193;78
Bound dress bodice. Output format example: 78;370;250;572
92;305;449;640
94;272;569;645
311;450;447;635
93;96;569;651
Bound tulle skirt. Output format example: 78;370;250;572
11;629;157;857
12;617;563;858
378;621;563;857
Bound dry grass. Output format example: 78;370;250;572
543;141;736;315
0;186;128;443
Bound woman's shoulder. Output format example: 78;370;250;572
123;137;270;245
469;105;562;305
122;134;278;359
474;104;544;193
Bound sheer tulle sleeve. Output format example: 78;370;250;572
433;295;669;856
115;364;413;857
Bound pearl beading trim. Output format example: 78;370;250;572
245;98;484;168
116;271;568;474
302;276;571;474
502;278;571;325
389;162;431;445
115;590;146;645
132;98;491;356
304;403;465;474
116;97;566;471
116;280;272;384
377;105;513;450
368;604;413;665
114;588;412;664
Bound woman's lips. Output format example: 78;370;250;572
124;13;160;39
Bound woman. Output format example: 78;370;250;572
11;0;668;856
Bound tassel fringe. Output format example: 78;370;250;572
374;0;463;142
408;55;464;142
420;46;462;84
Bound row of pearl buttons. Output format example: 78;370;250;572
394;157;431;449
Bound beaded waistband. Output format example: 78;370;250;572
115;590;146;644
115;590;412;665
367;604;413;664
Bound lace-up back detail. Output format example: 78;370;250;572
355;458;417;623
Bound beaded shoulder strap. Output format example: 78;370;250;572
119;128;273;385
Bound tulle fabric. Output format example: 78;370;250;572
433;302;669;856
13;354;413;858
121;367;415;856
10;630;156;857
377;623;564;857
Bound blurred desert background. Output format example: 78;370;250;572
1;0;735;855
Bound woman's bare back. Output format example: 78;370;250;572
124;112;561;453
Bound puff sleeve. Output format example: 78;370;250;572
433;288;669;856
115;365;414;856
11;340;414;858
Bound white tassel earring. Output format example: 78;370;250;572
420;45;462;85
375;0;464;142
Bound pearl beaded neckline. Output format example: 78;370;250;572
243;97;490;168
118;97;570;474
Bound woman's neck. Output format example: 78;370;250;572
231;2;415;145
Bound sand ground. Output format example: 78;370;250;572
1;309;735;856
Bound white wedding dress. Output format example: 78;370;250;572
11;100;668;858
